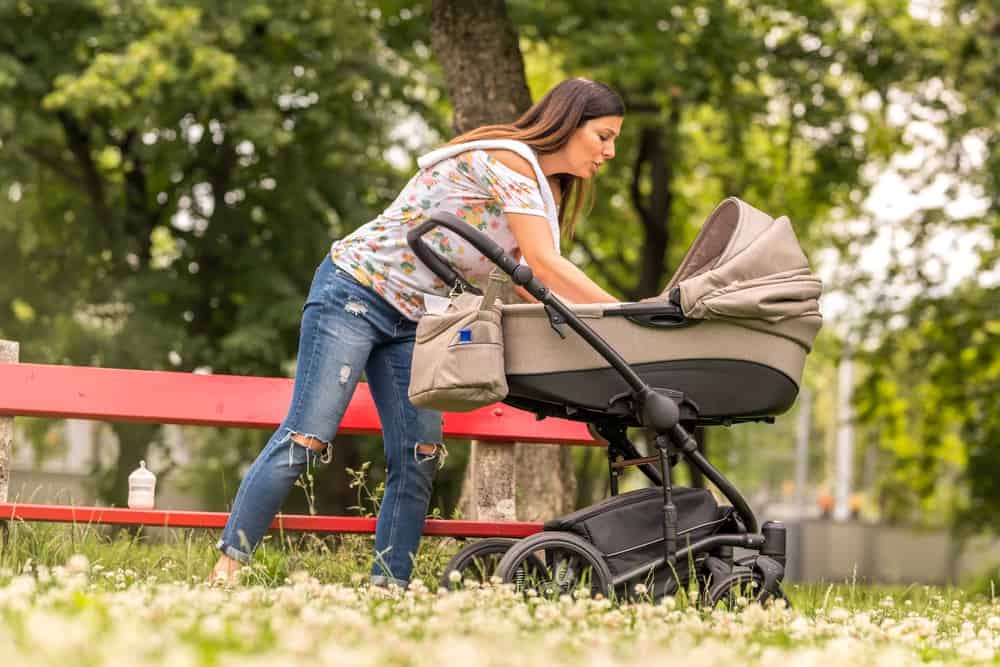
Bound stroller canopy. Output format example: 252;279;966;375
500;197;823;420
652;197;823;350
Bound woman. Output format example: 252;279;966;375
211;77;624;586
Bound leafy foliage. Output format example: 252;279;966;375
0;1;997;530
843;1;1000;530
510;0;930;298
0;0;436;501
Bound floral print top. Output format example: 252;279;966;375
330;149;548;320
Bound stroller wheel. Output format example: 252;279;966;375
440;537;517;590
704;570;788;609
496;531;613;599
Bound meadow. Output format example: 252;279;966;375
1;523;998;666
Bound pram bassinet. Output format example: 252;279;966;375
500;197;823;422
412;197;821;601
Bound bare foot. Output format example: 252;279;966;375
208;554;242;585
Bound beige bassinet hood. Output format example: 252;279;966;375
652;197;823;349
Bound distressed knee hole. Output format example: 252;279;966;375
414;442;448;467
290;433;330;454
415;443;437;456
338;364;351;384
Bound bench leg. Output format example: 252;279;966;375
468;441;516;521
0;340;17;506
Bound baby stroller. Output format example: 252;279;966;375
408;197;822;604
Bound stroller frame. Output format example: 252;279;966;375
410;213;788;602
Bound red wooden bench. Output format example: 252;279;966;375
0;360;600;539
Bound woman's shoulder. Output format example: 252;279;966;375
482;148;536;179
480;150;562;205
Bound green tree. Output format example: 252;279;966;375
0;0;430;505
507;0;936;489
510;0;932;298
848;0;999;531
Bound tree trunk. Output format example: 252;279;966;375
626;108;712;485
628;107;680;300
430;0;531;135
430;0;575;521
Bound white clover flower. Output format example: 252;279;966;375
65;554;90;575
829;606;851;622
6;557;1000;667
957;638;996;662
9;575;36;597
199;614;225;638
289;569;312;585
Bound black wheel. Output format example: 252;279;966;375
440;537;517;589
496;531;613;598
704;570;788;609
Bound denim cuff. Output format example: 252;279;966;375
216;539;251;564
371;574;408;589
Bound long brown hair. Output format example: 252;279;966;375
447;78;624;238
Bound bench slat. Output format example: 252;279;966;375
0;503;543;538
0;363;598;445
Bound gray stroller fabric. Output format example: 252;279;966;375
500;197;824;420
649;197;823;349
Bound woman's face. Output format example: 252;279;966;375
563;115;623;178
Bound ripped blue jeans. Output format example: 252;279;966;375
217;255;444;586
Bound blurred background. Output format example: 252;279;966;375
0;0;996;584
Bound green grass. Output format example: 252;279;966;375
1;522;998;666
1;520;994;609
0;520;463;589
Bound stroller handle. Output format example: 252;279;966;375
407;212;759;536
407;211;679;428
405;212;547;299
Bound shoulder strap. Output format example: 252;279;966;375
417;139;560;254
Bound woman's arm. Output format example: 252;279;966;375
506;213;618;304
486;149;618;304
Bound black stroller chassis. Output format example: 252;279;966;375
409;212;792;605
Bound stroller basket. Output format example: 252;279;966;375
544;486;728;581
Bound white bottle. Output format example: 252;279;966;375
128;460;157;509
